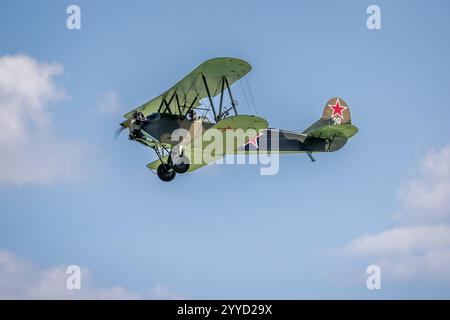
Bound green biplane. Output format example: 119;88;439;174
117;57;358;181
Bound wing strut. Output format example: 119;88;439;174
157;92;176;114
201;73;218;122
218;77;225;120
163;93;176;114
224;77;238;116
175;94;182;116
306;152;316;162
183;95;198;119
200;74;240;123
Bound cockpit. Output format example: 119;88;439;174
147;112;161;121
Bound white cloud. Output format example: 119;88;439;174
0;54;89;185
397;145;450;221
97;90;122;115
346;225;450;256
25;266;141;300
0;249;140;299
344;144;450;280
345;225;450;279
378;249;450;280
149;285;184;300
0;249;183;300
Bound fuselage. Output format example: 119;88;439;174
136;113;347;154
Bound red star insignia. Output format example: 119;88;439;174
328;99;348;119
243;132;264;149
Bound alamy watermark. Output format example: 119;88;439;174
66;265;81;290
168;127;280;175
66;5;81;30
366;265;381;290
367;5;382;30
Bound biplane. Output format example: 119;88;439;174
117;58;358;181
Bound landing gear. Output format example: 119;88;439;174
172;155;190;174
170;145;190;174
157;164;176;182
156;157;187;182
153;145;190;181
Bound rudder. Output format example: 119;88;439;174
321;97;351;125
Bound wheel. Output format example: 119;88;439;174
157;164;176;182
172;155;190;174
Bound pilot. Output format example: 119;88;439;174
188;110;198;121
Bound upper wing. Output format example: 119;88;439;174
124;57;252;120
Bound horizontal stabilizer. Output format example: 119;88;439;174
308;124;358;139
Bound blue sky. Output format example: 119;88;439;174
1;0;450;299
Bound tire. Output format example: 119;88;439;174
157;164;176;182
172;155;190;174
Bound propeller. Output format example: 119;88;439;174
115;111;145;140
114;121;128;140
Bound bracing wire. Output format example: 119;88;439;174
245;77;259;115
200;79;223;122
180;72;201;114
239;79;252;114
200;99;210;120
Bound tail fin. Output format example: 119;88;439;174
303;97;357;139
321;97;351;125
